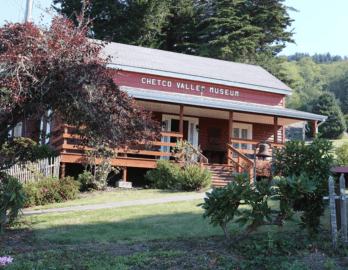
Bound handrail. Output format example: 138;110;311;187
160;131;183;138
226;144;253;166
226;143;254;176
230;138;285;148
176;141;208;170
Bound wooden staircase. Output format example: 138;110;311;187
205;164;237;187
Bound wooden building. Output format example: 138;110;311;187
47;43;327;186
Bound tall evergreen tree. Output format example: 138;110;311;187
309;92;346;139
53;0;295;82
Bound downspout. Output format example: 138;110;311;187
316;118;326;133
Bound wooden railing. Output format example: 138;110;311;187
226;143;254;177
230;138;285;152
176;142;209;170
227;139;285;180
49;124;195;162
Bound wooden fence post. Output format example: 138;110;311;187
340;173;347;242
329;176;337;245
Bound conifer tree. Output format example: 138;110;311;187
53;0;295;82
309;92;346;139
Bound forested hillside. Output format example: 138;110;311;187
283;54;348;113
283;53;348;138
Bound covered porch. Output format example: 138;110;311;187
50;87;325;186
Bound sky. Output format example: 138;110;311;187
0;0;347;57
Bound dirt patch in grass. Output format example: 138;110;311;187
1;228;348;269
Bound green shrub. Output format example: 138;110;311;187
23;176;80;207
78;170;96;191
145;159;181;190
179;165;212;191
273;137;334;236
198;171;316;242
335;142;348;167
0;172;27;233
32;145;56;160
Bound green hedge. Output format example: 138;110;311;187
24;176;80;207
145;159;212;191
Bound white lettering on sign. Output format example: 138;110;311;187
209;87;239;97
141;77;240;97
142;77;172;88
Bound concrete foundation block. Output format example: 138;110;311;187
116;181;132;188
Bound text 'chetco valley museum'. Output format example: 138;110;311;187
46;43;326;186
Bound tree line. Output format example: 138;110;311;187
286;52;347;64
53;0;295;83
284;55;348;138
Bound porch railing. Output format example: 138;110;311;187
49;124;198;162
176;142;209;170
226;143;254;178
227;139;285;179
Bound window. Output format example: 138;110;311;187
231;123;252;150
13;122;22;138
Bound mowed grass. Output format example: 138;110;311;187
331;135;348;149
26;189;199;211
29;199;331;246
330;135;348;158
5;196;340;269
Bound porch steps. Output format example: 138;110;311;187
205;164;236;187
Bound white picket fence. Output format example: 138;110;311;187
4;156;61;184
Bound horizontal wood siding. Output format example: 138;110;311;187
151;111;162;123
198;117;229;151
114;70;285;106
252;124;283;143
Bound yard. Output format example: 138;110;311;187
1;189;348;269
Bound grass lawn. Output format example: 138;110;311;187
331;135;348;149
25;189;200;211
2;196;347;269
1;189;348;269
330;135;348;159
29;199;302;245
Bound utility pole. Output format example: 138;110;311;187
25;0;33;22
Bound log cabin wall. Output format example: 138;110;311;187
198;117;229;151
252;123;283;143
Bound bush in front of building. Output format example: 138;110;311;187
32;145;56;160
273;137;334;236
0;172;27;233
23;176;80;207
145;159;212;191
335;142;348;167
145;159;181;190
178;165;212;191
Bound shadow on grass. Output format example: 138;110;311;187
28;199;310;246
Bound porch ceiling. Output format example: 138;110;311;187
137;100;303;126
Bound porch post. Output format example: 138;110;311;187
228;111;233;165
61;162;66;178
274;116;278;144
123;154;127;182
62;126;68;153
179;104;184;142
313;121;317;139
123;167;127;182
